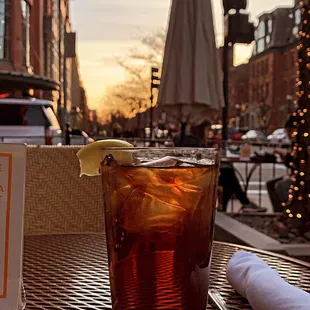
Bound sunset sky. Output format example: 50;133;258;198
71;0;294;109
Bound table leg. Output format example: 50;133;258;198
245;163;260;193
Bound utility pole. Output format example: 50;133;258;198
222;36;230;145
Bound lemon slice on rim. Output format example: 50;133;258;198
77;139;134;176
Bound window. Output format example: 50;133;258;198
257;87;261;102
0;0;10;60
292;52;295;68
290;78;295;96
265;83;269;98
295;9;301;25
254;29;258;40
268;19;273;33
52;0;60;81
257;21;266;39
43;0;50;77
293;9;301;36
257;39;265;54
253;43;257;56
257;62;261;76
265;59;269;74
261;62;264;75
21;0;30;66
260;84;265;101
0;104;59;127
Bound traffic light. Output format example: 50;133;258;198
151;67;160;89
225;12;254;44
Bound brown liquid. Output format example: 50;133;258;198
102;165;219;309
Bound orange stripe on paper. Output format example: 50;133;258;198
0;153;12;299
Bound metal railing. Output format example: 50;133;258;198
0;135;288;212
0;134;291;148
225;160;288;212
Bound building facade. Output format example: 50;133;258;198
43;0;80;128
0;0;88;130
228;63;249;130
231;1;300;133
0;0;59;97
69;57;91;131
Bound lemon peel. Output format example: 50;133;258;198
77;139;134;176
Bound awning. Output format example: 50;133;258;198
0;70;60;91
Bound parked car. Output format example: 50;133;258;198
267;128;290;146
0;98;62;145
213;126;243;141
242;130;267;143
71;129;94;145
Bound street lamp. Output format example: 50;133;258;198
222;0;254;145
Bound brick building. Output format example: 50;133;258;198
0;0;87;129
112;1;302;135
231;1;300;133
43;0;81;127
228;63;249;130
0;0;58;97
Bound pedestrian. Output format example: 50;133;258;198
174;120;267;212
196;121;266;212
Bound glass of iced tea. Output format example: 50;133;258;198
101;148;220;310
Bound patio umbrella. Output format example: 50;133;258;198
157;0;224;145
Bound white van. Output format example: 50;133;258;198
0;98;62;145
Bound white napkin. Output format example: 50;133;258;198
226;251;310;310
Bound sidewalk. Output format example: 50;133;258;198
226;182;274;213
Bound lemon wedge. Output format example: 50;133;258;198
77;139;134;176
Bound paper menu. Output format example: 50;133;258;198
0;144;26;310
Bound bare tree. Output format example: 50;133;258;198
99;29;166;123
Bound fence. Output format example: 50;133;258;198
1;135;289;213
225;160;288;212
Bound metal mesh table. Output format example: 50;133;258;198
23;234;310;309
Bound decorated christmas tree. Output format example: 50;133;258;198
284;0;310;229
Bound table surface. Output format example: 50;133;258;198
23;234;310;310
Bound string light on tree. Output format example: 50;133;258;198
282;0;310;224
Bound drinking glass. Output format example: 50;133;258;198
101;148;220;310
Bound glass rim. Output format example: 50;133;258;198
101;147;220;166
100;147;220;152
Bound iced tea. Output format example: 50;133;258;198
101;150;219;310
